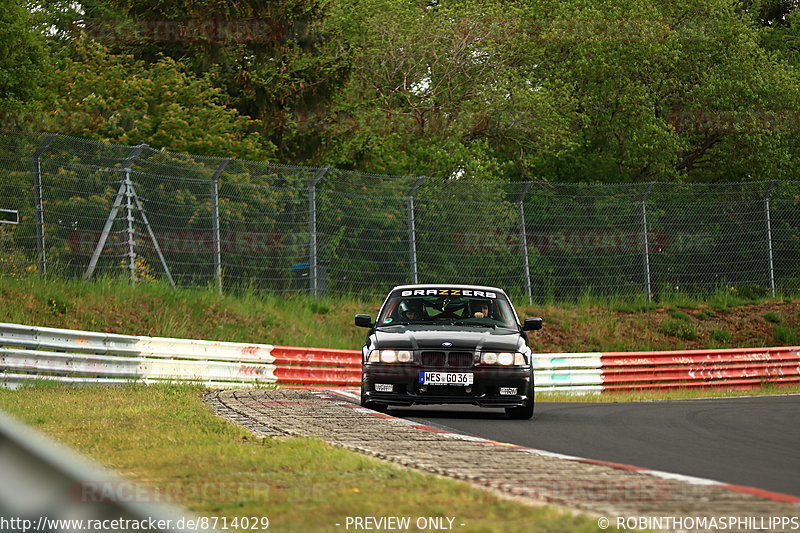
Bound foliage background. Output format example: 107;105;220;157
2;0;797;184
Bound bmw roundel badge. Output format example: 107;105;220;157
442;342;453;347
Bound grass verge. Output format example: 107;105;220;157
0;383;605;533
1;276;798;354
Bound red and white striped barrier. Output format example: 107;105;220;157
533;347;800;392
600;347;800;391
2;323;797;392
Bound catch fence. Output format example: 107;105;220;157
1;131;799;302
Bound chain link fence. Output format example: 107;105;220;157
1;131;798;302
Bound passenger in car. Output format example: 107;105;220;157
472;300;491;319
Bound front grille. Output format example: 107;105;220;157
420;351;474;369
420;351;446;367
447;352;474;368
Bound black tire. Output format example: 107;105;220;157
505;380;534;420
360;382;388;413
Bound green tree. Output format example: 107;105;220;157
36;38;274;159
322;0;573;179
323;0;800;183
23;0;800;183
0;0;47;110
31;0;349;163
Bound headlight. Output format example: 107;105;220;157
497;352;514;365
481;352;527;365
369;350;413;363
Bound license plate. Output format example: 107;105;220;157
419;372;473;386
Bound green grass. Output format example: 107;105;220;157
694;310;715;320
709;328;732;344
773;325;800;345
666;308;691;321
0;384;604;533
0;276;372;350
657;319;699;341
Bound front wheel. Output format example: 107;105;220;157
505;380;534;420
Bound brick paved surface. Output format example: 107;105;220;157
206;389;800;532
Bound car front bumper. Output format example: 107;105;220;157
362;364;532;408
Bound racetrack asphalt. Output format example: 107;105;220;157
388;394;800;498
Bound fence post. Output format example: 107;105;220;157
407;176;425;284
518;182;533;305
83;145;146;282
764;181;777;298
31;133;57;276
123;146;147;282
641;182;655;302
309;166;330;297
210;158;231;295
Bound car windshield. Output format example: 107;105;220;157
377;293;518;329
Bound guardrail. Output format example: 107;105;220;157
532;347;800;392
0;322;358;389
2;322;798;392
0;408;210;531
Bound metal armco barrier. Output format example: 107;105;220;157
0;322;357;389
2;322;798;392
600;347;800;391
0;409;210;532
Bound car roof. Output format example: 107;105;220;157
389;283;508;295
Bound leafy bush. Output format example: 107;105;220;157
667;308;691;321
710;329;732;343
773;325;800;345
658;319;699;341
735;284;769;300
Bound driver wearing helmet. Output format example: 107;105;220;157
398;300;424;321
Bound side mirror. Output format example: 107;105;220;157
522;317;542;331
355;314;374;328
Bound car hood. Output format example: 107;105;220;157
372;325;523;352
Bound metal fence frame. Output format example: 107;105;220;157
1;132;798;302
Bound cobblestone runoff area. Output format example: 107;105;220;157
206;389;800;532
